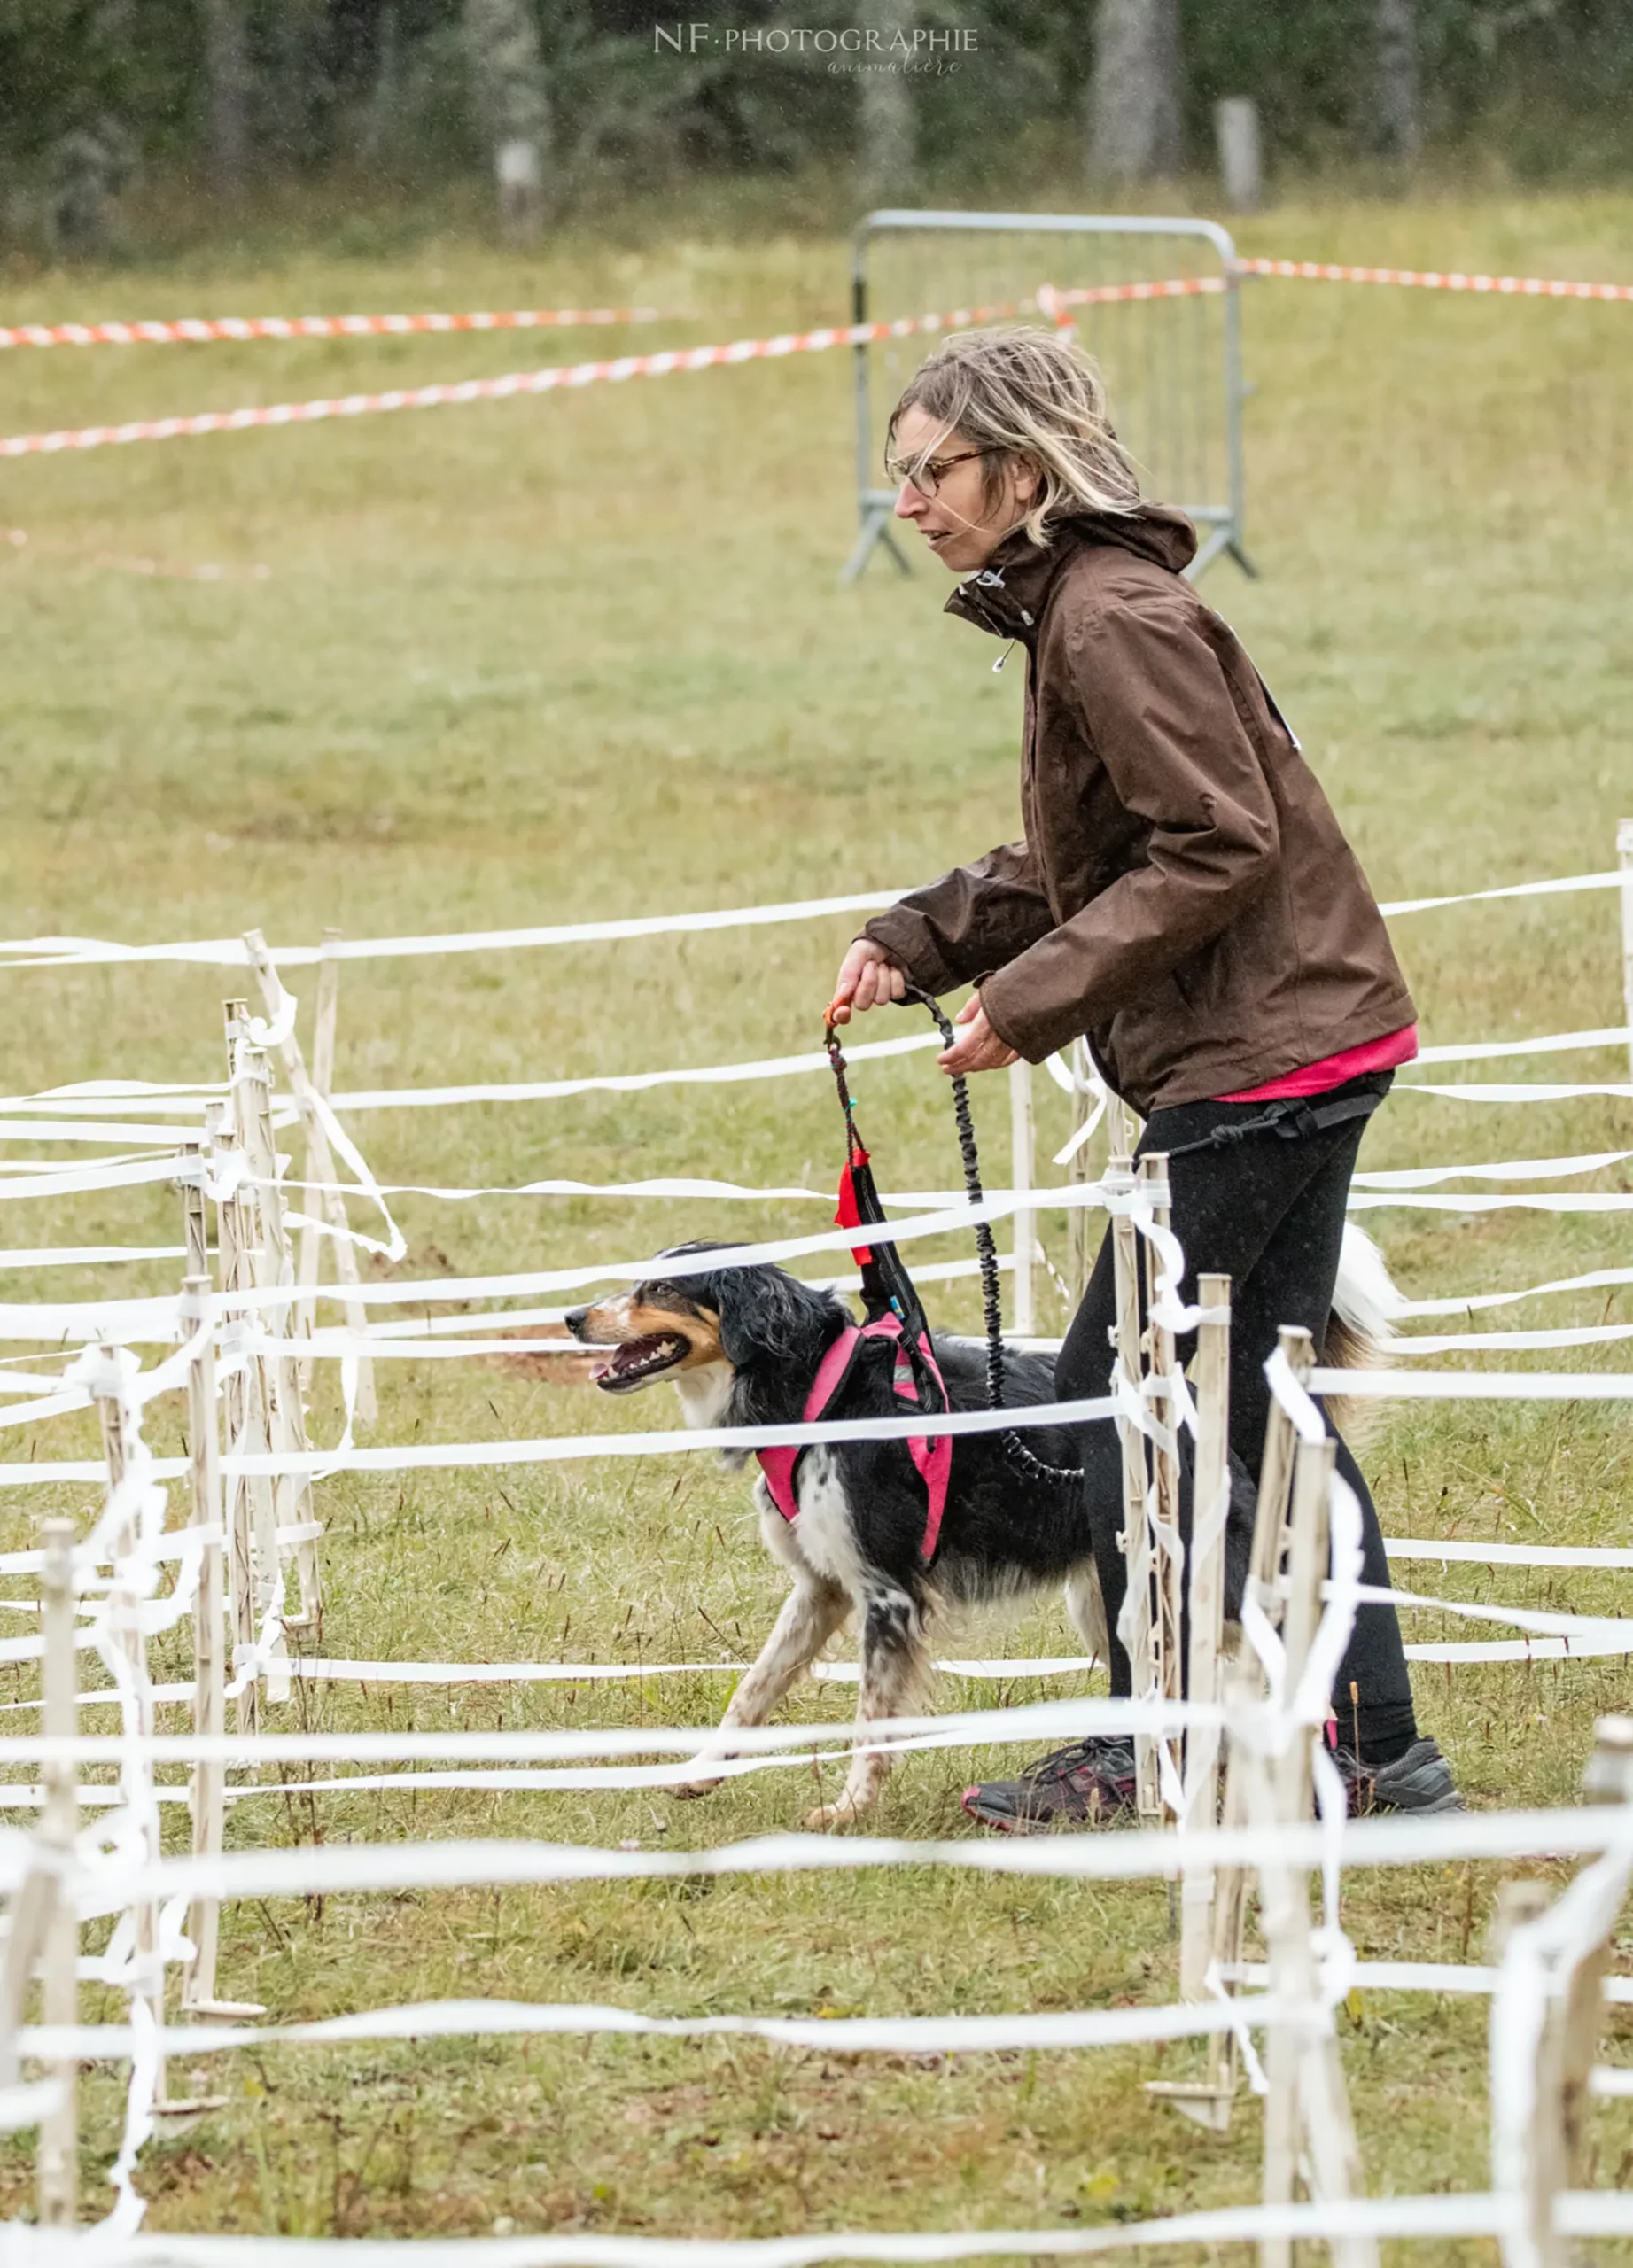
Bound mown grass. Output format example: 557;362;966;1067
0;184;1629;2252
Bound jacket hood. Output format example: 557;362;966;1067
945;502;1198;642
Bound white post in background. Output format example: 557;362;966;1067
37;1517;77;2225
1008;1060;1036;1338
1214;96;1261;212
1618;818;1633;1084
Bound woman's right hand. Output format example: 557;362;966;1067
828;939;906;1024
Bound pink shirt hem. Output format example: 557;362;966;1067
1217;1022;1419;1104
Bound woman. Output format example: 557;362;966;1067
830;325;1458;1827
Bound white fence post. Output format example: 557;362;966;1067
1008;1059;1035;1337
1182;1272;1231;1976
183;1275;225;2013
36;1518;77;2225
1617;817;1633;1084
92;1359;167;2113
1106;1155;1160;1821
1136;1153;1185;1817
1490;1713;1633;2268
246;924;375;1423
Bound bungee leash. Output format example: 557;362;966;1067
820;985;1391;1510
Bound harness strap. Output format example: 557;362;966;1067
755;1314;952;1561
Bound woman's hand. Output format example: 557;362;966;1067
937;994;1019;1076
829;939;906;1024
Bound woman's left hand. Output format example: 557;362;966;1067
937;995;1020;1076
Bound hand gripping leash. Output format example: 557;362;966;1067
822;990;1084;1490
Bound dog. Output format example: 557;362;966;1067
565;1230;1396;1829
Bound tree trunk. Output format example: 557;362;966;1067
1372;0;1422;161
859;0;915;206
263;0;323;175
1087;0;1183;183
201;0;252;193
362;2;403;167
464;0;550;241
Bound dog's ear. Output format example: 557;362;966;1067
711;1270;777;1371
712;1266;820;1371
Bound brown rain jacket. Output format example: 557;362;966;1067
862;505;1414;1115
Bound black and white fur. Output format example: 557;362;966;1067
566;1244;1266;1829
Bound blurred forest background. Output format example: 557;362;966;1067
4;0;1633;263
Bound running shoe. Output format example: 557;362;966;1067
960;1736;1139;1833
1332;1736;1463;1815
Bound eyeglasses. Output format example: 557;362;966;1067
883;446;988;500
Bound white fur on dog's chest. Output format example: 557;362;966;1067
752;1446;865;1596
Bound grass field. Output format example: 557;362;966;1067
0;183;1631;2250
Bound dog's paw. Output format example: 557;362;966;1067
803;1797;867;1832
670;1769;727;1800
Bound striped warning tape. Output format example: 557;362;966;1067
1041;276;1226;311
0;305;662;351
5;259;1629;461
1235;255;1633;300
0;295;1037;461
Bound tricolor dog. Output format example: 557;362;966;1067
567;1246;1214;1827
567;1236;1394;1829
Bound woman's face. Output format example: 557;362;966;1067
889;402;1038;574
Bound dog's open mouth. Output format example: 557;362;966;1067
589;1333;688;1392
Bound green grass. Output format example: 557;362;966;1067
0;184;1631;2250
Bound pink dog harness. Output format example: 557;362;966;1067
756;1313;953;1563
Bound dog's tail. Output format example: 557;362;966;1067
1323;1223;1406;1435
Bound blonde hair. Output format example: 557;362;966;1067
886;322;1141;548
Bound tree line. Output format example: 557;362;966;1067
5;0;1632;255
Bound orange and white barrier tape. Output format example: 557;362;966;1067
5;260;1629;460
0;291;1093;461
1236;255;1633;301
0;305;661;351
1039;276;1226;315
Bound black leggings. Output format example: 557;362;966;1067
1054;1072;1419;1764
